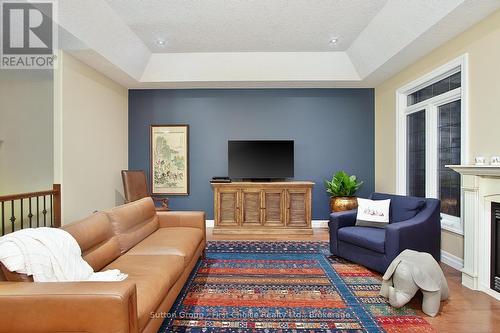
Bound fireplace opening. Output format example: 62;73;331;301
491;202;500;292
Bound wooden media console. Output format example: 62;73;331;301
211;181;314;235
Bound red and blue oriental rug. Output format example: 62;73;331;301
159;241;435;332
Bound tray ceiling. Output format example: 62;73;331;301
56;0;500;88
104;0;387;52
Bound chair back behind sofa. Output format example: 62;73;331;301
370;192;427;223
106;197;159;254
62;212;122;271
121;170;150;203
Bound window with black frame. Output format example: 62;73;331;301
405;71;462;220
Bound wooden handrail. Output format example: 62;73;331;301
0;184;61;235
0;187;59;202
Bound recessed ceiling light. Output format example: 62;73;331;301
155;39;167;48
329;38;338;45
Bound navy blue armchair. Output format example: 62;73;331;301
328;192;441;273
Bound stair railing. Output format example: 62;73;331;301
0;184;61;236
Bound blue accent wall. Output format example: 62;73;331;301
129;89;374;220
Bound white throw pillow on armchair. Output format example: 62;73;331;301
356;198;391;228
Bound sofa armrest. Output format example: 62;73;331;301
385;200;441;262
157;211;206;240
329;209;357;229
328;209;357;255
0;281;138;333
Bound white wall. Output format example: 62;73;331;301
0;70;54;195
54;52;128;224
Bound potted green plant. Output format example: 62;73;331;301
325;171;363;212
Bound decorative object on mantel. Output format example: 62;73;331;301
150;125;189;195
491;156;500;166
325;171;363;212
474;156;486;165
380;249;449;317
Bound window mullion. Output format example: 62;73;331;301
426;105;438;199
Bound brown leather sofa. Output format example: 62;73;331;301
0;197;206;333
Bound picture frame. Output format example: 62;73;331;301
150;124;189;195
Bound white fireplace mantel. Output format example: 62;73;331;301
446;165;500;300
447;165;500;177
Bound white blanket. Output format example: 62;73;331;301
0;227;127;282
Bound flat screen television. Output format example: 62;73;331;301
228;140;294;179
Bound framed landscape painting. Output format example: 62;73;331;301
150;125;189;195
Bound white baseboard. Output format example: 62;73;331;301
441;250;463;271
312;220;329;228
205;219;329;228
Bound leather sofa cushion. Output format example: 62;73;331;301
126;227;204;266
62;212;122;271
338;226;386;254
371;192;425;223
106;197;159;254
104;254;184;331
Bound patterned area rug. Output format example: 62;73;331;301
159;241;435;332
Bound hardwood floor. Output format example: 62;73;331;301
207;228;500;333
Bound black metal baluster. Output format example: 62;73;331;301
36;196;40;227
1;202;4;236
43;195;47;227
50;195;53;227
20;198;24;230
10;200;16;233
28;197;33;228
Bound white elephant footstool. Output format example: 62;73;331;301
380;249;449;316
